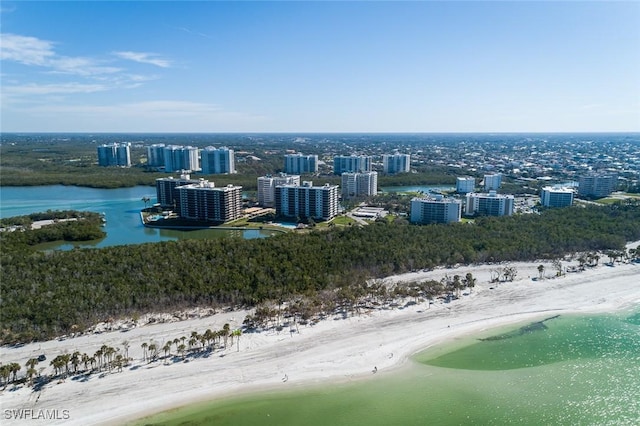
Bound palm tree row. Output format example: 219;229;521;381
141;323;242;365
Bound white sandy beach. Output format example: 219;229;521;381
1;248;639;425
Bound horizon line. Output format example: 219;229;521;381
2;131;639;135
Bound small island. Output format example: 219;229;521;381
0;210;106;250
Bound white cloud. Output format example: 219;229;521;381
0;33;56;66
49;57;122;76
0;33;123;76
113;51;171;68
3;82;108;95
1;32;172;107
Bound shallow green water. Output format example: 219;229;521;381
134;309;640;426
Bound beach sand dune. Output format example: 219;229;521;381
1;254;639;425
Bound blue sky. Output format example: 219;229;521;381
1;1;639;133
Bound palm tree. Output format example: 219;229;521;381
0;365;10;387
50;356;64;377
94;349;103;370
232;329;242;352
464;272;476;294
25;358;39;385
26;366;37;385
162;342;172;363
70;351;81;374
452;275;462;297
61;354;71;376
114;354;124;372
148;343;158;362
537;264;545;279
190;331;201;352
177;344;186;359
100;345;109;368
9;363;21;382
104;346;116;370
25;358;39;371
122;340;130;361
203;329;214;349
81;353;90;371
141;342;148;362
222;323;231;348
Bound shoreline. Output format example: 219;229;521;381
1;252;639;425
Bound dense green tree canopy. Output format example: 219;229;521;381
2;201;639;344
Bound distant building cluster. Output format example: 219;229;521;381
102;143;236;175
126;136;630;227
535;173;616;209
97;142;131;167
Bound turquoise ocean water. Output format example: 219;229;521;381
134;308;640;426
